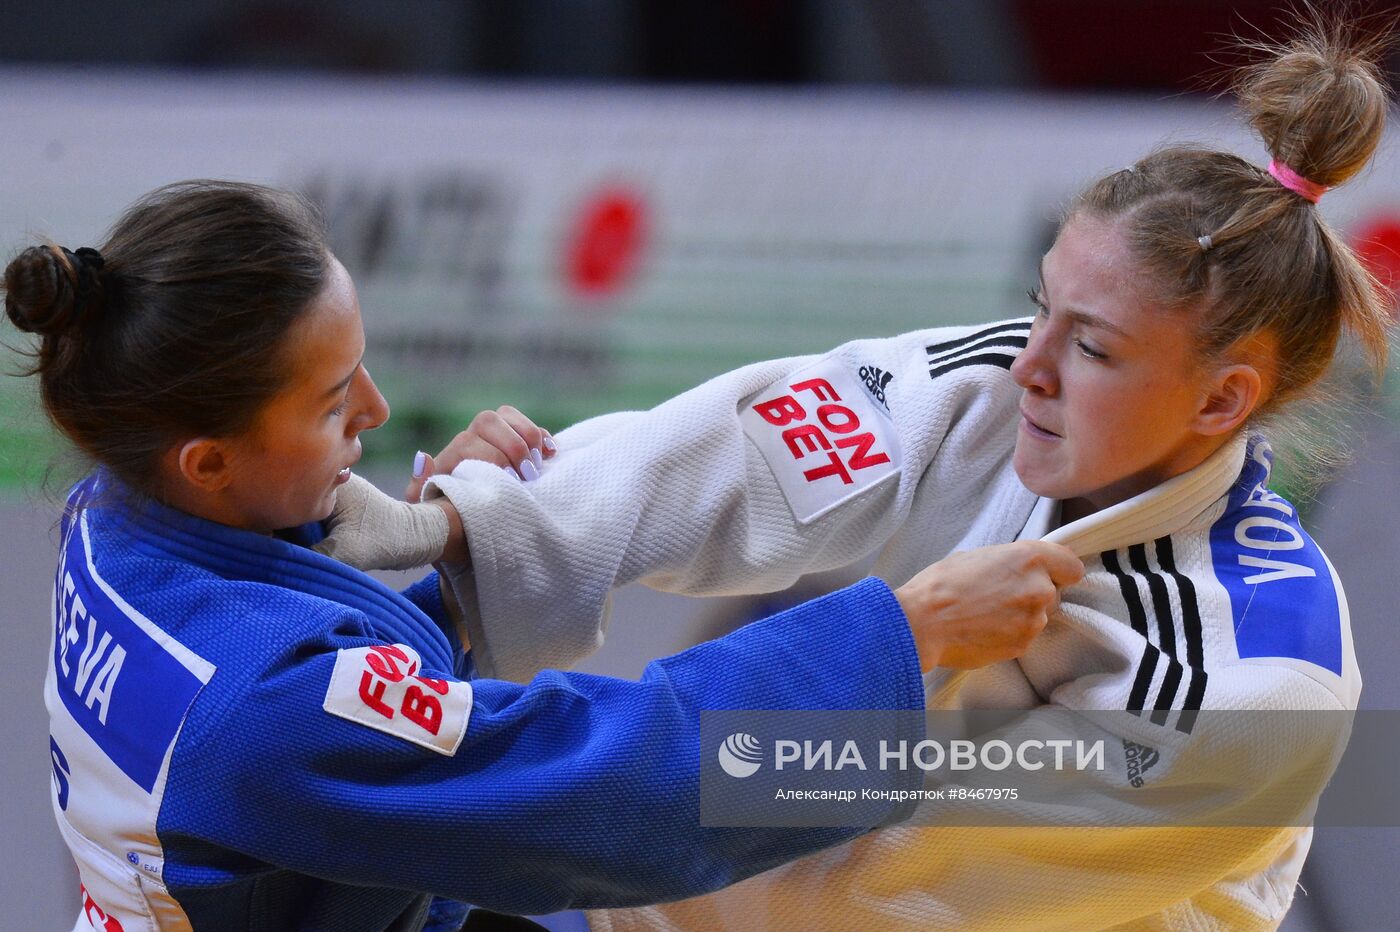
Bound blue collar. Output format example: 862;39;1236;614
71;472;450;662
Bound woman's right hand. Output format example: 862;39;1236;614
894;541;1084;672
314;473;455;571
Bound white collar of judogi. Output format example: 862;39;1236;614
1040;431;1249;559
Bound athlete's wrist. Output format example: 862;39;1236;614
893;581;948;673
430;498;470;566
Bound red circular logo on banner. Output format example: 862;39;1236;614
1353;214;1400;317
566;189;648;299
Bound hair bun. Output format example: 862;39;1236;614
4;244;91;336
1237;19;1390;190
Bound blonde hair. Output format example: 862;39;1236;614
1069;14;1393;490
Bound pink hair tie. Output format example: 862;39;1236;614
1267;159;1328;203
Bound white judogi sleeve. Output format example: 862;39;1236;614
426;319;1033;681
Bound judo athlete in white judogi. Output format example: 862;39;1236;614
422;317;1356;931
320;21;1389;931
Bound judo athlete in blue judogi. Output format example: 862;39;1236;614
14;181;1073;931
47;471;926;929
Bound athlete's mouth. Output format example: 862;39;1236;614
1020;408;1061;439
336;444;363;486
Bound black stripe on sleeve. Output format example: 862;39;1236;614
926;333;1030;368
1127;543;1180;716
1127;543;1177;658
1150;658;1184;726
927;352;1019;381
1129;643;1161;716
1102;548;1155;713
1174;689;1201;735
1156;536;1208;734
924;321;1032;357
1102;548;1149;639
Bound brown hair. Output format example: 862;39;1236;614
3;180;330;496
1071;16;1392;431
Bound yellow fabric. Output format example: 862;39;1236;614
591;826;1303;931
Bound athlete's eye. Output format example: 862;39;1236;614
1026;288;1048;316
1075;339;1107;361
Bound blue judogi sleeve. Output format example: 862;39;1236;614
400;571;449;629
159;578;923;915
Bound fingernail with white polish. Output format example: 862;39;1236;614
543;435;557;454
413;451;428;479
520;458;540;482
530;447;543;470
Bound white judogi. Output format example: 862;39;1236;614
428;319;1359;930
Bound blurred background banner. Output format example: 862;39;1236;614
4;73;1399;488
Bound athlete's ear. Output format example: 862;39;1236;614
1193;363;1263;437
175;438;235;492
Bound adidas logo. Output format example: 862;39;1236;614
858;365;894;409
1122;739;1160;788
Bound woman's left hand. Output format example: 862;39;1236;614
405;405;556;503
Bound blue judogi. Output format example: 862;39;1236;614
46;474;923;931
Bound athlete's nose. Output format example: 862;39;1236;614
1010;320;1058;396
353;367;391;432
